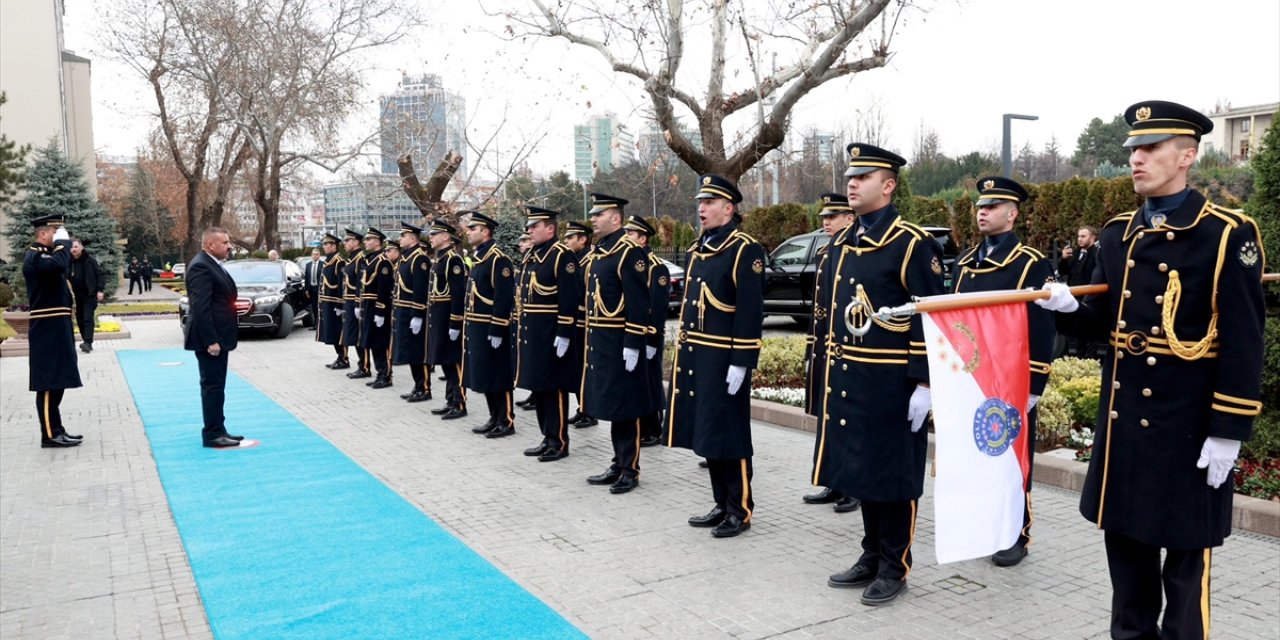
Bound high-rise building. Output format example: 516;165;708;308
323;174;423;234
379;73;466;177
636;110;702;167
801;130;837;166
573;114;635;183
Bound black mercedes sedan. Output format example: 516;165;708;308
179;259;312;338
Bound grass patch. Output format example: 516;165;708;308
0;316;14;341
99;302;178;315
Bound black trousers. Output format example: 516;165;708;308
194;349;229;442
442;362;465;409
35;389;66;440
484;390;513;426
74;297;97;345
707;458;754;521
640;411;663;440
128;276;142;294
142;272;152;291
533;390;569;452
370;349;389;379
1105;531;1211;640
1016;406;1038;547
408;362;428;393
608;419;641;479
857;500;918;581
333;344;347;361
357;348;370;373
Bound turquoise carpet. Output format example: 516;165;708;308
118;349;585;640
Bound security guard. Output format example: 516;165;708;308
515;207;583;462
582;193;653;494
24;214;83;448
358;228;394;389
816;144;945;605
667;175;766;537
318;232;349;368
393;222;432;402
341;228;371;379
428;221;469;419
953;176;1055;567
623;215;670;447
461;211;517;438
562;220;598;428
803;193;860;513
1039;101;1264;640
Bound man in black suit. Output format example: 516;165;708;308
1067;225;1100;357
303;247;323;330
184;227;245;448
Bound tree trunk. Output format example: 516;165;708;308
398;151;463;223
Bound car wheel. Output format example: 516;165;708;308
274;302;294;339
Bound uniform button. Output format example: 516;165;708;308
676;367;681;373
1123;290;1132;298
826;387;832;393
842;364;848;371
841;390;847;398
1113;381;1121;390
1118;320;1127;329
1137;231;1145;239
1117;351;1125;359
689;370;694;376
1146;356;1157;366
689;322;695;328
848;277;855;284
1158;263;1169;272
688;346;693;352
1140;419;1150;428
1142;388;1152;397
824;414;830;420
690;390;695;396
840;419;847;426
1155;295;1164;304
1150;326;1161;336
673;388;679;395
1109;410;1119;419
1166;232;1175;241
1127;260;1136;268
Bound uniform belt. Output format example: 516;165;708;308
586;317;626;328
429;296;453;303
29;307;72;319
675;329;761;350
1109;330;1219;358
394;300;425;310
833;343;909;365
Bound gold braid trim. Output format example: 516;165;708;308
1161;270;1218;361
855;284;911;333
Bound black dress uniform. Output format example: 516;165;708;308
624;215;670;444
393;224;432;401
318;233;348;365
358;229;393;388
667;176;766;535
564;221;597;428
952;177;1055;565
814;145;944;600
24;214;83;447
428;222;468;417
461;212;517;437
1055;102;1264;640
342;229;371;377
515;208;583;460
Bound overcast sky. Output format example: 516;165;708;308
68;0;1280;182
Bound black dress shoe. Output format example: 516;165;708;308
41;434;82;448
587;469;622;486
347;370;372;379
85;343;93;352
61;432;83;440
991;544;1028;567
79;342;90;353
860;577;908;606
609;476;638;494
572;414;598;428
370;378;393;389
833;496;861;513
203;436;240;448
828;563;877;588
524;442;549;457
639;435;662;447
567;411;586;423
406;391;431;403
803;487;842;504
698;460;709;469
687;506;727;528
485;423;515;438
437;374;447;381
471;418;496;433
430;406;452;415
711;515;750;538
441;408;468;420
226;434;245;441
538;448;569;462
330;360;350;370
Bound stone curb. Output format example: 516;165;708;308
750;397;1280;538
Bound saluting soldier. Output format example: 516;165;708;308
358;228;394;389
667;175;766;538
622;215;670;447
428;221;469;420
1038;101;1264;640
24;214;83;448
581;193;653;495
460;212;517;438
515;207;583;462
803;193;860;513
341;229;372;379
393;222;432;402
953;177;1055;568
562;220;598;428
816;144;944;606
318;232;349;369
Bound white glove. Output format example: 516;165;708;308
374;314;384;328
410;317;423;334
726;365;747;395
335;308;343;317
449;328;460;341
1196;436;1241;489
53;227;69;241
646;345;657;360
354;308;363;320
907;385;932;433
554;336;569;358
489;335;502;349
623;347;639;372
1028;394;1040;410
1035;282;1079;313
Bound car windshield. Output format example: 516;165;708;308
224;262;284;284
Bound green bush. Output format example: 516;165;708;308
752;334;807;389
1048;356;1102;387
1056;377;1102;425
1243;317;1280;462
740;202;817;252
0;281;13;308
1036;388;1074;449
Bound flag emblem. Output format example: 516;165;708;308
972;398;1023;457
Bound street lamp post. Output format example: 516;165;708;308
1002;113;1039;178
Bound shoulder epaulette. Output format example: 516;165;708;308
897;220;930;240
686;240;699;252
958;246;978;262
1104;211;1136;228
1206;202;1252;227
816;244;829;255
1017;246;1047;260
733;231;760;245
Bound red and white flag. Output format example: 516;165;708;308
922;300;1031;564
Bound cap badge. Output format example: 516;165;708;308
702;176;712;185
1136;106;1152;121
850;146;861;157
823;196;831;203
983;179;995;190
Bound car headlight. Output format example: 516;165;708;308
179;296;188;305
256;295;282;306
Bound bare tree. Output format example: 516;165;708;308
506;0;913;181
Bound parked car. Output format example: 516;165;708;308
661;257;685;313
178;259;311;338
761;226;958;326
171;262;186;279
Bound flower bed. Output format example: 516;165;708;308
751;386;805;407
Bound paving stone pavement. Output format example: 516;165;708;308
2;317;1277;640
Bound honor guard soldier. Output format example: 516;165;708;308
1038;101;1264;640
515;207;583;462
666;175;766;537
515;232;537;412
393;222;432;402
953;177;1055;567
428;221;469;419
562;220;598;428
461;212;518;438
803;193;860;513
342;228;372;378
24;214;84;448
816;144;945;605
358;228;394;389
318;232;349;368
582;193;654;494
622;215;670;447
